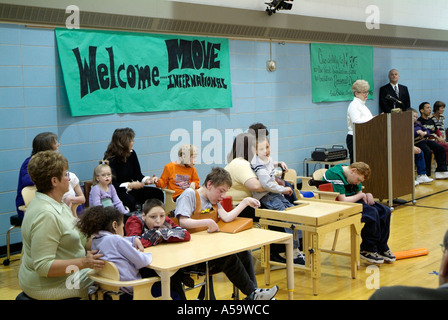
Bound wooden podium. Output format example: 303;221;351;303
354;111;415;208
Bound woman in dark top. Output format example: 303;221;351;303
104;128;164;212
16;132;59;219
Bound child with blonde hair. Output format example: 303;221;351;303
89;160;129;215
156;144;200;201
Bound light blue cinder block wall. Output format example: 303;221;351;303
1;23;448;248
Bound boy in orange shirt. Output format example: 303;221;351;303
156;144;200;200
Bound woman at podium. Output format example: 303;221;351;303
346;80;373;163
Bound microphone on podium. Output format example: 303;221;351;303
385;94;403;104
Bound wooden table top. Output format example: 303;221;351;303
256;198;362;226
144;228;292;271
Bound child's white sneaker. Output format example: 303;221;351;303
435;172;448;179
247;286;279;300
416;174;433;184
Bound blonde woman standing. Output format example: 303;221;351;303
346;79;373;163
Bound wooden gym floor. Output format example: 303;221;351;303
1;180;448;300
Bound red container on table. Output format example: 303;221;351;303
220;195;233;211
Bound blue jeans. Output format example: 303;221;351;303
415;152;426;175
260;192;293;210
358;201;391;253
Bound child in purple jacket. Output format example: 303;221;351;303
77;206;184;299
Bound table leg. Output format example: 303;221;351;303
303;231;310;268
156;270;173;300
350;222;361;276
310;232;321;296
284;236;294;300
263;244;271;286
205;261;210;300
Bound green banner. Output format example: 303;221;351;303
310;43;374;103
55;29;232;116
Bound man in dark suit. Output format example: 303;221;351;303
379;69;411;113
369;229;448;300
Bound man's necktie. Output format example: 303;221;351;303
394;85;399;98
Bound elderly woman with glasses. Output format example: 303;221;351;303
18;150;104;300
346;79;373;163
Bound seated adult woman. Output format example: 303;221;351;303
16;132;59;219
104;128;164;212
224;132;264;220
225;132;295;263
18;150;104;300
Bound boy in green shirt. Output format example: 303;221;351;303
323;162;395;264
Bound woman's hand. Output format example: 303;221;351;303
278;161;288;171
129;181;145;190
82;250;105;270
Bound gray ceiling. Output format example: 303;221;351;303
1;2;447;50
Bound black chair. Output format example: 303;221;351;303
3;214;22;266
3;186;36;266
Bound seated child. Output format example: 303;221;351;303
248;122;297;204
322;162;395;264
125;198;191;247
89;160;130;215
156;144;200;201
62;171;86;218
125;198;191;297
77;206;174;299
414;146;433;185
250;136;293;210
174;167;278;300
250;136;304;264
